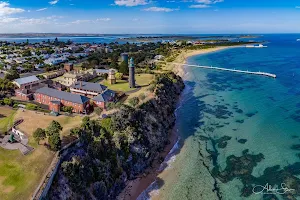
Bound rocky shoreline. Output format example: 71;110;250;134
47;72;185;200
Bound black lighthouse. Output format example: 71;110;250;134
129;57;136;88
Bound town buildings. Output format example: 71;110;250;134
70;81;107;98
35;87;90;113
13;75;41;89
70;81;116;109
57;70;97;86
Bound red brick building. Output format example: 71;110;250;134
93;89;116;109
15;89;34;101
35;87;90;114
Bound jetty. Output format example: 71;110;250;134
172;63;277;78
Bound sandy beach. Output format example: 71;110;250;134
169;46;239;78
117;46;239;200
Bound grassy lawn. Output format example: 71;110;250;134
0;110;82;200
100;73;154;92
0;145;55;200
88;76;103;83
0;107;17;134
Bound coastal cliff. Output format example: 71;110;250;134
48;72;185;200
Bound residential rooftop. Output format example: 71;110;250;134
35;87;90;104
71;81;107;93
14;75;39;85
93;89;116;102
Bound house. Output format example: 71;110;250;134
59;73;81;86
93;89;116;109
43;70;65;79
34;87;90;114
13;75;41;89
70;81;107;98
58;71;97;86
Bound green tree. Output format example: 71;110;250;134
46;120;63;136
70;127;82;137
115;72;123;80
22;49;32;57
48;133;61;151
33;128;46;144
3;98;13;106
119;60;129;75
5;70;20;81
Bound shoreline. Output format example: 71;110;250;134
117;46;239;200
171;46;242;78
117;128;179;200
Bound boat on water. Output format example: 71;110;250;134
246;44;267;48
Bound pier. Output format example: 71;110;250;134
172;63;277;78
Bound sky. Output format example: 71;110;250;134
0;0;300;34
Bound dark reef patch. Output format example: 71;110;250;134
238;139;247;144
290;110;300;122
291;144;300;150
204;104;233;119
236;119;245;124
246;111;258;118
235;109;244;114
215;136;232;149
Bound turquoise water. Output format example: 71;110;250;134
153;34;300;200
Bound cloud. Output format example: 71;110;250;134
49;0;59;5
143;7;179;12
0;2;24;16
0;17;19;23
194;0;223;4
20;18;49;25
71;19;92;24
189;4;210;8
296;6;300;9
36;8;48;12
114;0;149;7
96;18;111;21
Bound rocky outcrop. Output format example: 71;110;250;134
47;72;185;200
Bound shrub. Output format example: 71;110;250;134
106;102;115;110
115;72;123;80
139;93;146;101
94;107;103;116
62;106;73;114
128;97;139;107
26;103;38;110
3;98;13;106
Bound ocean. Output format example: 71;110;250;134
138;34;300;200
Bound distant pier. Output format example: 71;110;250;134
173;63;277;78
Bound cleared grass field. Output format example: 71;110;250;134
100;73;154;92
0;109;82;200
